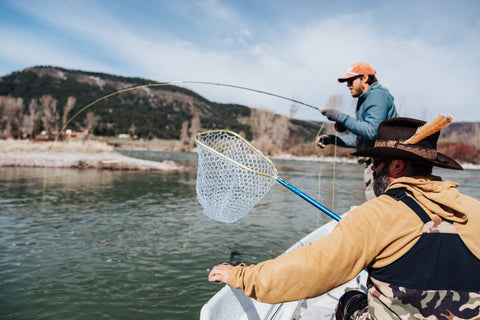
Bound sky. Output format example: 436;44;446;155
1;0;479;122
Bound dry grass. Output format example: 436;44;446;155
0;139;115;153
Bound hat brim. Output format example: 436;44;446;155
352;147;463;170
337;73;358;82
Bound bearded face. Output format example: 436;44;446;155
373;161;391;197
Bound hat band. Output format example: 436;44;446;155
375;140;437;160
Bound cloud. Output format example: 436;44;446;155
193;0;239;22
242;13;479;121
1;0;478;122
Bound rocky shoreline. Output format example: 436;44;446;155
0;151;189;171
0;140;190;171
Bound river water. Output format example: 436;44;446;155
1;151;479;320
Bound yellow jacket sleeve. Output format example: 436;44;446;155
226;200;385;303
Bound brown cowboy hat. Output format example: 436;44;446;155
352;117;463;170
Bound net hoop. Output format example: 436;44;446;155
194;130;278;179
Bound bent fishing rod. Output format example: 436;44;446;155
177;81;322;111
42;80;326;200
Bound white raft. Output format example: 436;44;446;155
200;210;368;320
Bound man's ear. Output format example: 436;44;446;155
390;160;406;178
360;75;370;92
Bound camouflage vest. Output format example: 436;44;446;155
361;189;480;320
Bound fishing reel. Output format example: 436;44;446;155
335;122;347;133
222;250;243;266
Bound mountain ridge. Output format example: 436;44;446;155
1;66;479;163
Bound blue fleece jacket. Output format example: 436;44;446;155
331;82;397;151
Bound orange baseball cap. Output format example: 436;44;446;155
338;62;376;82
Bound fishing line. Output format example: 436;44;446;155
331;136;338;212
314;122;338;216
315;123;325;228
317;166;322;228
42;81;325;200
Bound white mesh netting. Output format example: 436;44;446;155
195;130;277;223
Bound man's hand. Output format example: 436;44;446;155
316;134;331;149
321;109;342;122
208;264;234;284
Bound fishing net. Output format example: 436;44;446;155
195;130;278;223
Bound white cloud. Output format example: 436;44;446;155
193;0;238;21
237;13;480;121
1;0;478;122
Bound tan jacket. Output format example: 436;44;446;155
227;176;480;304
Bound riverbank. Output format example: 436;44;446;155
2;138;479;171
0;139;190;171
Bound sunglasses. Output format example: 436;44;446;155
346;76;361;85
372;158;385;169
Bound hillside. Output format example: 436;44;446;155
0;66;326;156
0;66;479;163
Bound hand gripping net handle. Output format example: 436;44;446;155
194;130;341;223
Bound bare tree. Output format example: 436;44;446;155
0;96;24;139
271;114;290;147
326;94;343;109
40;95;59;140
250;108;276;139
252;135;276;155
289;98;300;119
475;124;480;147
249;108;291;153
27;98;40;138
129;123;136;137
0;96;8;137
180;120;190;144
62;96;77;127
85;112;100;137
189;113;201;142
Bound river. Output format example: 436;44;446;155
1;151;479;319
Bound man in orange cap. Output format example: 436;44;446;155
317;62;397;200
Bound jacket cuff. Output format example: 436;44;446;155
337;112;348;124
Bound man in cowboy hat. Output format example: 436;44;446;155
209;117;480;319
317;62;397;200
